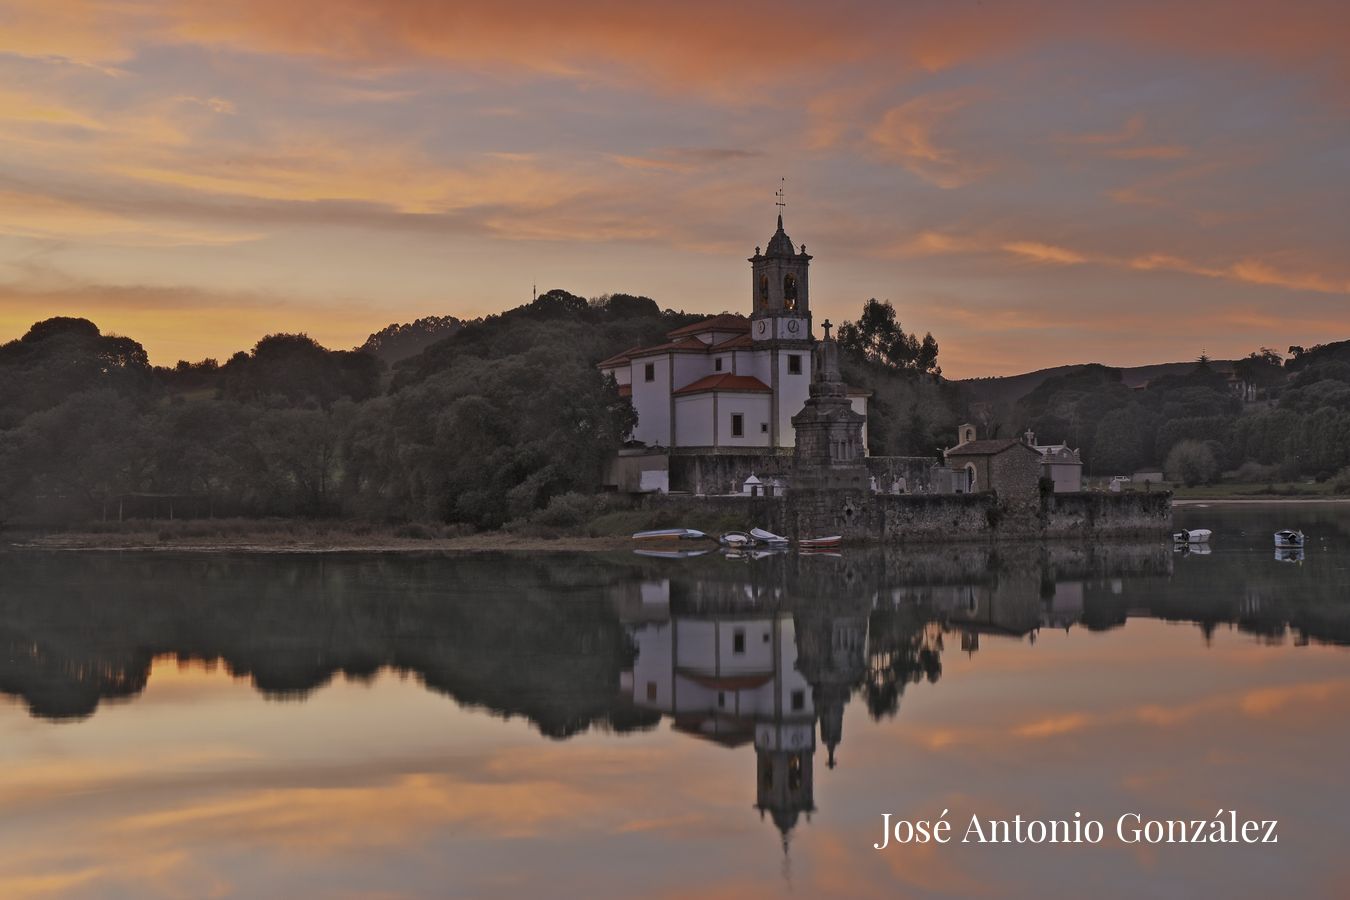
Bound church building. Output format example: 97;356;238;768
598;214;867;454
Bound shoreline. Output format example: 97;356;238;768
1172;497;1350;506
4;531;636;554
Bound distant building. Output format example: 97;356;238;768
598;214;867;454
1023;429;1083;493
943;424;1042;502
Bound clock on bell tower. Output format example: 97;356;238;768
748;212;811;344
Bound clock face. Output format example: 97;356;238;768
786;319;800;334
756;320;767;336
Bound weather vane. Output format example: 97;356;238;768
775;177;786;214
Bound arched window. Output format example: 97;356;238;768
783;273;798;310
759;274;769;309
965;464;977;493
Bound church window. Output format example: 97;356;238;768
717;691;726;708
783;273;798;310
644;362;655;382
731;414;744;438
732;628;746;654
791;690;805;711
646;681;657;701
788;354;802;374
759;274;769;308
715;357;723;371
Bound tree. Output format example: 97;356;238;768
1165;440;1218;487
836;298;940;376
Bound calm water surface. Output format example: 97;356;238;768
2;503;1349;898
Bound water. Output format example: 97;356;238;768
1;503;1348;898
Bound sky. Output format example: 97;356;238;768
0;1;1346;377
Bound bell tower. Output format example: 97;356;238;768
749;188;812;345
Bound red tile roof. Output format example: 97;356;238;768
625;337;716;358
597;346;640;368
666;313;750;338
673;373;772;395
946;438;1040;457
710;333;754;350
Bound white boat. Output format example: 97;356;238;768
632;528;709;541
719;531;752;547
749;527;789;546
1172;529;1212;544
1274;529;1304;549
798;535;842;550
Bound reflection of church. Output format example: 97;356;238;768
617;581;870;846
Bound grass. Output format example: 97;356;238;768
1116;481;1339;500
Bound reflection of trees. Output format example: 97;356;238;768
0;552;660;736
4;536;1346;730
864;617;942;720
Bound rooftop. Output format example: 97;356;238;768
673;373;772;395
946;438;1041;457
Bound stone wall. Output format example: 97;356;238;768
640;486;1172;544
1041;490;1173;537
863;456;946;493
667;448;795;494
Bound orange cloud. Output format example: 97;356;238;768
867;92;989;188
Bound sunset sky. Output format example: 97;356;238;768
0;1;1346;377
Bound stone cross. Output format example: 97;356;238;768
822;319;833;340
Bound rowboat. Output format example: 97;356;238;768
633;548;712;559
719;531;752;547
1274;529;1304;549
749;527;789;546
632;528;709;541
798;535;842;550
1172;529;1211;544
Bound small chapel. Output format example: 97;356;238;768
598;213;868;458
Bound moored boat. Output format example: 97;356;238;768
1172;529;1212;544
632;528;709;541
749;527;789;546
798;535;842;550
1274;529;1304;549
719;531;752;547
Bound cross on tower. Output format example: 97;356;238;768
775;177;785;215
822;319;832;340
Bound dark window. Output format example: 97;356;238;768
788;354;802;374
731;414;744;437
760;422;768;434
644;362;655;382
732;628;746;654
763;631;771;643
791;689;805;711
717;691;726;708
715;357;724;371
646;681;657;701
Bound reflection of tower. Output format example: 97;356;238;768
755;726;814;845
793;606;868;770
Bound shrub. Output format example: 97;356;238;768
1164;440;1218;487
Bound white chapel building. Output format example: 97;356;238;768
598;214;868;452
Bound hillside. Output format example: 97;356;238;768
960;359;1236;422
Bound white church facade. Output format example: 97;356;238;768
598;214;867;453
